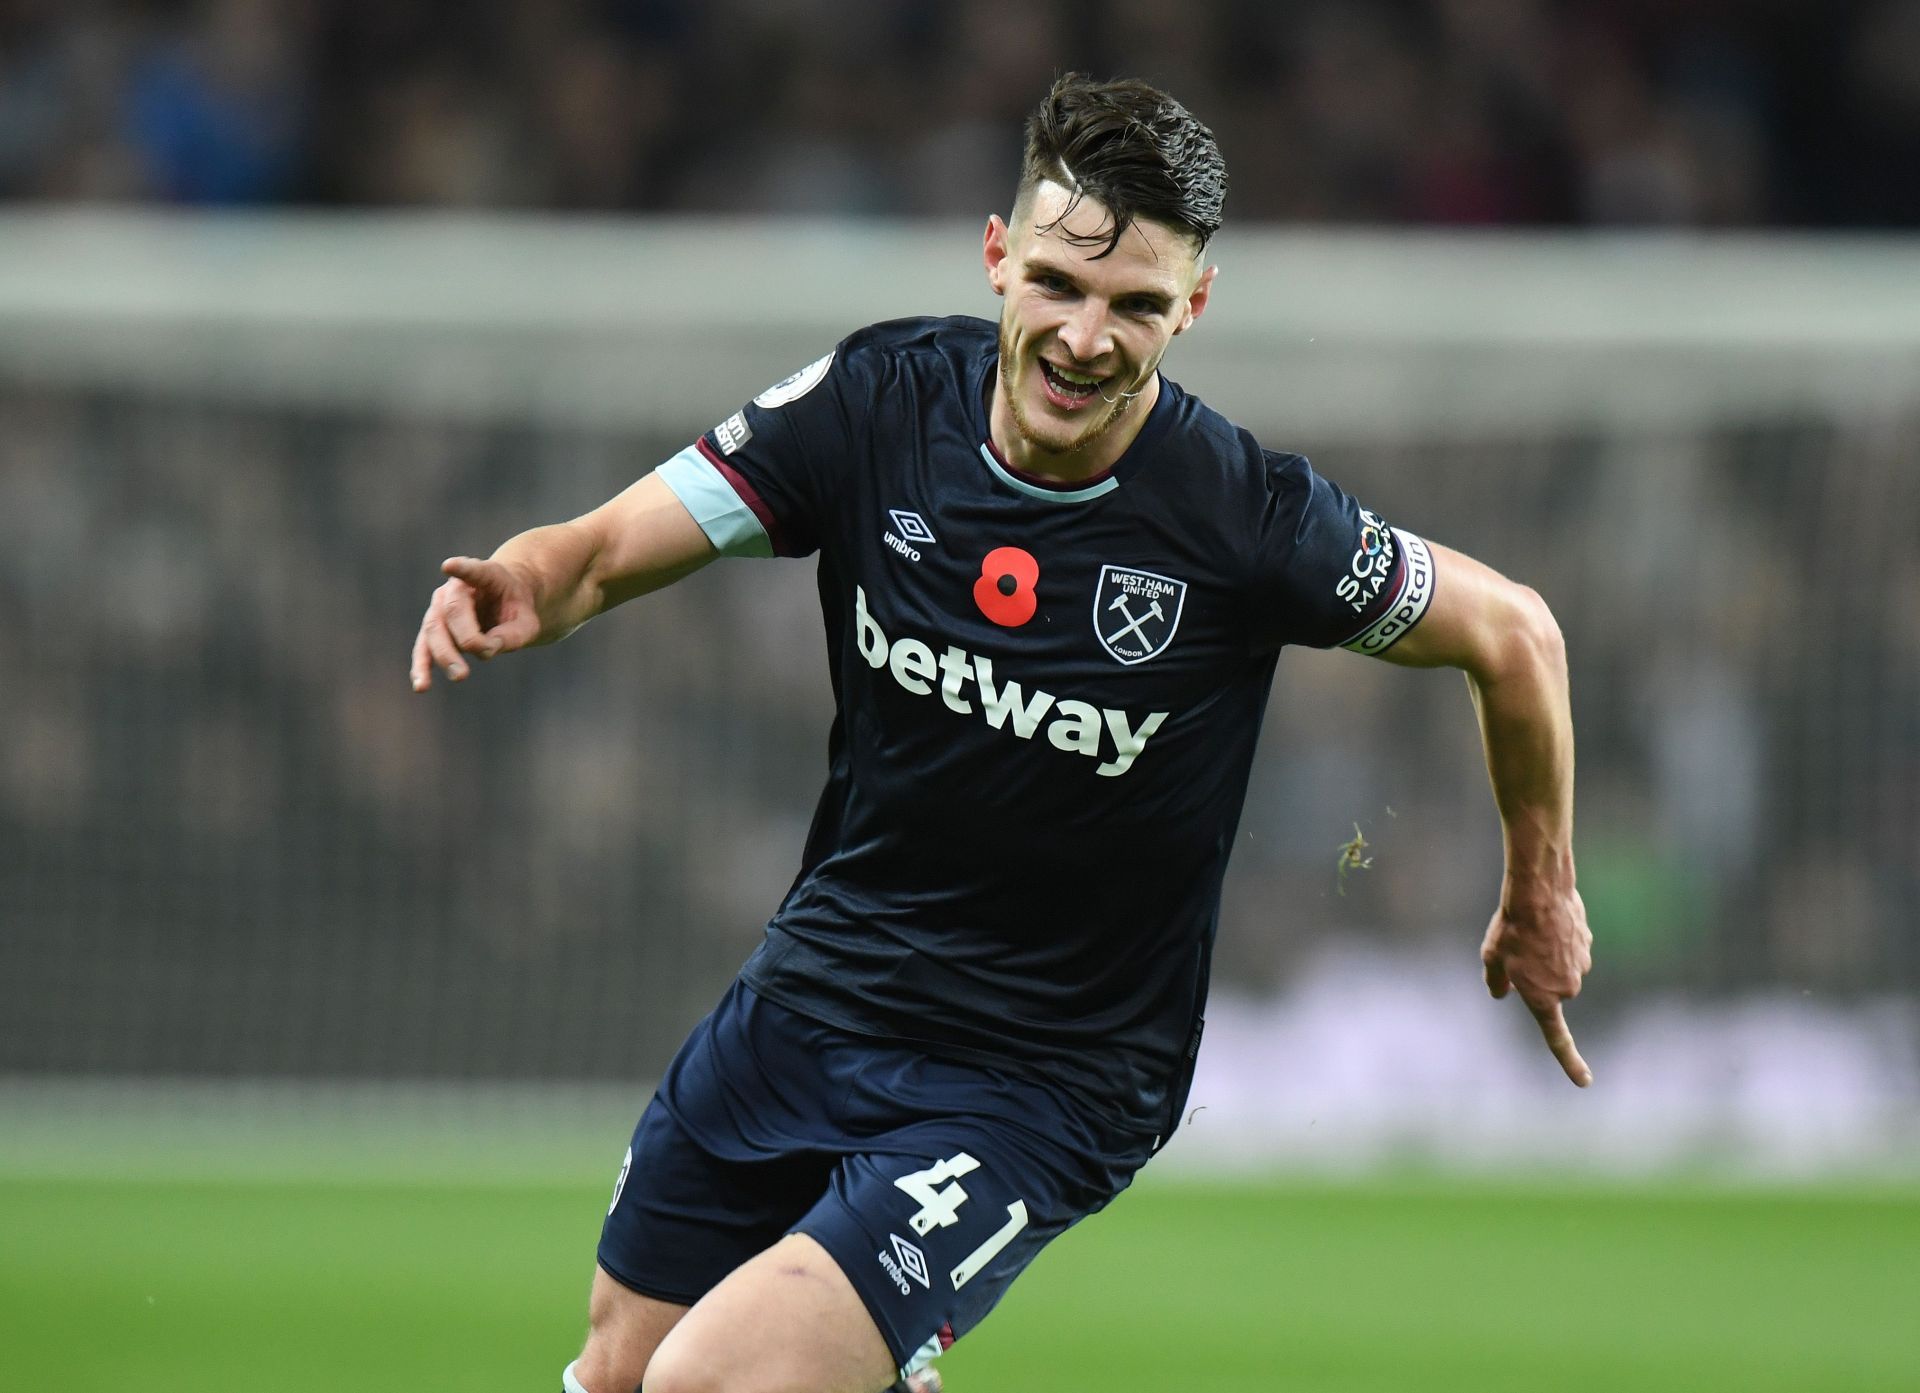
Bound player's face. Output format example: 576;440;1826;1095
984;181;1216;472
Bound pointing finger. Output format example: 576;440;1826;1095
410;624;433;691
1529;999;1592;1087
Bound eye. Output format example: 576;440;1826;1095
1122;298;1165;318
1034;272;1072;294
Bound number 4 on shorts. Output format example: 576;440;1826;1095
893;1152;1032;1290
894;1153;980;1235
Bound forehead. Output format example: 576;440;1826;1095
1014;179;1199;290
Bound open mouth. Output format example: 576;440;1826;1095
1039;359;1106;408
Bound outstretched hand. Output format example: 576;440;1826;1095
409;556;543;691
1480;884;1594;1086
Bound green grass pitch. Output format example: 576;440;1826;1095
3;1174;1915;1392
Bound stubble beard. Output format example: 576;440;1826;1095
997;319;1134;464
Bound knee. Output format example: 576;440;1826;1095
570;1340;648;1393
575;1266;687;1392
635;1341;732;1393
643;1336;847;1393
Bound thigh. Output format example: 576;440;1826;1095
643;1233;897;1393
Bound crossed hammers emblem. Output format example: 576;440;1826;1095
1105;591;1165;653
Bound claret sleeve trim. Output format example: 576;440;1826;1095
656;444;778;559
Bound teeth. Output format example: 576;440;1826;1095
1048;363;1100;387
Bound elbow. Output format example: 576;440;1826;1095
1464;583;1562;686
1507;585;1566;679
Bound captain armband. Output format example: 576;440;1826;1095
1339;530;1436;656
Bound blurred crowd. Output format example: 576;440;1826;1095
3;0;1920;225
4;385;1917;1078
6;0;1920;1081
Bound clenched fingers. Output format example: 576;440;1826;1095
440;580;495;658
1482;948;1511;1000
426;603;467;681
1479;918;1512;999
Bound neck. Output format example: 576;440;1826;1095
988;368;1160;485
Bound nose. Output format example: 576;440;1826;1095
1056;300;1114;365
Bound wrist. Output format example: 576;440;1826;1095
1501;859;1575;922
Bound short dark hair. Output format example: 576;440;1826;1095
1015;73;1227;258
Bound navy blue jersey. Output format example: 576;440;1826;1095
657;316;1435;1139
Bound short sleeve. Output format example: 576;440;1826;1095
1245;451;1437;655
655;341;861;559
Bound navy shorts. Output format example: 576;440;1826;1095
597;979;1158;1377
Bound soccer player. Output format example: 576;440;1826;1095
410;74;1591;1393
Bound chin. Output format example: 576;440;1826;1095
1014;409;1100;458
1020;391;1111;449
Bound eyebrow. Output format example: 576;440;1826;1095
1024;255;1179;314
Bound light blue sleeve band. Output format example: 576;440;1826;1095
656;446;775;559
562;1359;590;1393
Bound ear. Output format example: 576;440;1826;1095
1173;264;1217;336
983;215;1012;297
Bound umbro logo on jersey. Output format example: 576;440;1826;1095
884;509;936;563
1095;566;1186;665
889;510;937;545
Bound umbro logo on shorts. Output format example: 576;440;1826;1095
878;1233;931;1294
892;1234;931;1287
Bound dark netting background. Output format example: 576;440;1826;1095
5;386;1915;1081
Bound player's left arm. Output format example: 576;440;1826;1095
1373;541;1594;1087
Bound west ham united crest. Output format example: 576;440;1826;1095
1094;565;1187;665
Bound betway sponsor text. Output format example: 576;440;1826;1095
854;587;1167;778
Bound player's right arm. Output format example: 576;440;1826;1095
409;471;715;691
1368;540;1591;1088
1249;450;1591;1086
